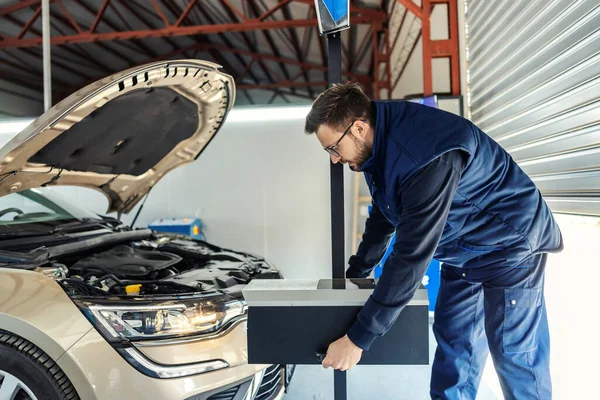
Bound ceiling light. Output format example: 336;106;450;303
225;106;312;123
0;119;34;135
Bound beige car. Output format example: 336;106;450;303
0;60;293;400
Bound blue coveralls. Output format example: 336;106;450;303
345;100;563;399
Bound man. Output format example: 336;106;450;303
304;82;563;400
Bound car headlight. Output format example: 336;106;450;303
77;295;246;342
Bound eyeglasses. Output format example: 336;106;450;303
323;120;360;158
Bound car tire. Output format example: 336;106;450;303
0;330;79;400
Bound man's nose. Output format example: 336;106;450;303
330;153;341;164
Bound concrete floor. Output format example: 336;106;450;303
284;322;501;400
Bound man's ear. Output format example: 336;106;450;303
354;119;369;139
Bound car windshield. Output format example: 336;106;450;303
0;188;101;228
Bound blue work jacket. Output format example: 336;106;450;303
362;100;563;279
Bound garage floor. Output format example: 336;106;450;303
284;322;501;400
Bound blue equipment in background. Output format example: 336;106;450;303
373;234;440;312
408;95;438;108
148;217;205;241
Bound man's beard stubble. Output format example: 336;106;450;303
349;136;372;172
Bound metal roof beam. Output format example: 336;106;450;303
257;0;296;57
258;0;293;21
2;12;112;79
300;6;314;60
46;9;114;73
395;0;422;19
238;81;328;90
16;5;41;39
55;0;82;34
391;6;409;56
190;3;262;87
76;0;158;58
279;1;313;97
217;0;280;84
354;25;373;71
121;0;182;55
174;0;198;27
145;42;371;83
0;15;378;48
89;0;111;33
0;0;54;17
166;0;259;102
246;0;295;96
391;30;420;93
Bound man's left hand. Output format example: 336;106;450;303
322;335;363;371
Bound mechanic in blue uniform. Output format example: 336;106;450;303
304;82;563;400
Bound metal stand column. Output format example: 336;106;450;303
42;0;51;111
326;31;347;400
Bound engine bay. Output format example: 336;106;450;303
40;234;282;298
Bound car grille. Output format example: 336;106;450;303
204;365;284;400
255;365;283;400
206;385;240;400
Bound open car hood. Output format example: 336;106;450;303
0;60;235;214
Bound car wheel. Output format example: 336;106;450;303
0;331;79;400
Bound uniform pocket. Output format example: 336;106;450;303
456;240;504;253
502;287;543;353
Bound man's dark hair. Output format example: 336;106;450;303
304;81;373;135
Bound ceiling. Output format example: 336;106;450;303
0;0;456;116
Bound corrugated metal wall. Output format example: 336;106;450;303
465;0;600;216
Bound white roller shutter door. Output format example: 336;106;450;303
465;0;600;215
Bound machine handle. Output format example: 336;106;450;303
316;351;327;362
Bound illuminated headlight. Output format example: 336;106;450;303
79;296;246;341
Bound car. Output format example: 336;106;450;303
0;60;294;400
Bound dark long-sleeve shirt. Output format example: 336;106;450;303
346;150;467;350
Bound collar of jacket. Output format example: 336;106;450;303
360;100;395;174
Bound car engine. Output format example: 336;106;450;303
47;234;282;298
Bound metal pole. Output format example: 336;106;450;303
42;0;52;111
327;31;348;400
328;32;344;281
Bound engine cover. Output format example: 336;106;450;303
69;245;181;278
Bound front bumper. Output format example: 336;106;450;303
56;327;289;400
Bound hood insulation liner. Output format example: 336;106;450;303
29;87;198;176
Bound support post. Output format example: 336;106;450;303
372;25;380;98
421;0;433;96
327;31;347;400
421;0;461;96
42;0;51;111
328;32;345;282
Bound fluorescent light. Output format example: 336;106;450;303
225;105;312;123
0;119;34;135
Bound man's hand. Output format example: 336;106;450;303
322;335;363;371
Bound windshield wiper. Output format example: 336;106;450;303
50;218;110;233
0;219;109;239
0;228;51;238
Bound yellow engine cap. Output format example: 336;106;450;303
125;284;142;294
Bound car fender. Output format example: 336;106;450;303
0;268;93;360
